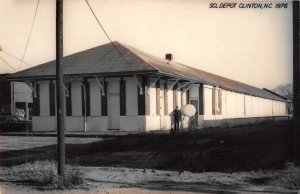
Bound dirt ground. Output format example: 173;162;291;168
0;120;294;172
0;120;298;193
0;183;210;194
0;166;299;193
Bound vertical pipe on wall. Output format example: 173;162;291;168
86;80;90;117
81;82;87;132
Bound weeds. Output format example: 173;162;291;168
0;160;83;190
274;162;300;189
246;162;300;189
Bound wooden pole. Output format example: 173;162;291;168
293;0;300;165
56;0;65;176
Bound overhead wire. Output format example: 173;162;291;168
0;56;17;72
84;0;132;65
1;49;33;67
18;0;40;70
0;66;10;72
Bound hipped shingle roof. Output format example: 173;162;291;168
8;42;286;101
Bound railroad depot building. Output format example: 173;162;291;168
7;42;287;132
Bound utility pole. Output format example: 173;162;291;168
56;0;65;175
293;0;300;165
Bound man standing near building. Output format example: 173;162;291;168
172;106;181;133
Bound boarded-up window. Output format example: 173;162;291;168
101;81;108;116
138;76;148;115
199;84;204;115
33;83;40;116
66;83;72;116
186;90;189;104
49;81;55;116
120;78;126;116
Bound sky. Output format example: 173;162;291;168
0;0;293;89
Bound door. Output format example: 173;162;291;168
108;80;120;130
189;99;198;126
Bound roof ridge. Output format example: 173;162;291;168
119;43;160;72
120;44;263;90
176;62;261;89
116;44;284;101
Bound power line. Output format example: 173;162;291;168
0;63;11;72
18;0;40;70
0;67;10;72
0;56;16;71
1;49;33;67
84;0;132;65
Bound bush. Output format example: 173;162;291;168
51;165;83;190
0;160;83;190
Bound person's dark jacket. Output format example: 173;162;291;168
173;109;181;121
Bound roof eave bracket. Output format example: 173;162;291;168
25;80;37;98
147;75;162;95
168;79;180;91
183;83;194;94
94;76;105;96
178;81;196;90
63;83;70;97
134;75;143;95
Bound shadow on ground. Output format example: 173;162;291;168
0;120;293;173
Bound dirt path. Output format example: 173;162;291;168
1;166;298;194
81;166;298;193
0;184;208;194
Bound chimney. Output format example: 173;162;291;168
165;53;173;61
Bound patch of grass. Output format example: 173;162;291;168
245;162;300;190
0;160;83;190
272;162;300;189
